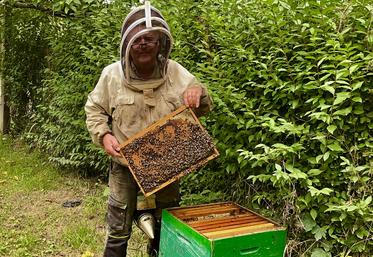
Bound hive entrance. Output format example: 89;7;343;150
120;106;219;196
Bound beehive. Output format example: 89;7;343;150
159;202;287;257
120;106;219;197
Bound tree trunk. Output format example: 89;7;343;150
0;5;10;134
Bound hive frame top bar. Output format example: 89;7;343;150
166;201;286;239
167;201;279;223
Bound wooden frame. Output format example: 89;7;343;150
120;105;219;197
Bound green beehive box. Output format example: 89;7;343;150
159;202;287;257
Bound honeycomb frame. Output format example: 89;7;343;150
119;105;219;197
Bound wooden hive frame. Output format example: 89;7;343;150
168;202;283;239
120;105;219;197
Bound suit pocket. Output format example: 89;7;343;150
112;95;140;131
162;92;182;111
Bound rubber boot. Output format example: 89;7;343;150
103;238;128;257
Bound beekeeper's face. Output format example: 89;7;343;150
128;26;160;70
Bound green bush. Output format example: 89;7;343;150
23;1;127;174
2;7;48;133
175;0;373;256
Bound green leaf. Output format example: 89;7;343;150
309;186;333;196
339;212;347;221
313;226;328;241
364;196;372;206
340;156;350;165
333;107;352;116
317;57;327;67
323;151;330;161
336;80;349;85
308;169;323;176
320;188;333;195
311;248;331;257
70;5;77;13
333;92;351;105
352;96;362;103
285;163;307;179
291;99;299;109
319;74;332;82
310;209;318;220
316;154;323;163
302;214;316;232
353;106;364;115
279;1;291;10
347;205;358;212
356;227;369;239
327;125;337;134
309;112;331;123
275;163;282;171
336;70;349;80
320;84;335;95
349;64;359;74
327;142;344;152
352;81;363;91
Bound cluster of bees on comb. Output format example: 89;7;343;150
121;118;215;193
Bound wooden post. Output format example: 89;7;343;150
0;6;10;134
0;76;10;134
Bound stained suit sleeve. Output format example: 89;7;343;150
84;68;112;146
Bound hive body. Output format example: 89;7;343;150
159;202;287;257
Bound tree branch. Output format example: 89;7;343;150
4;1;77;18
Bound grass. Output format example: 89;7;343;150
0;136;147;257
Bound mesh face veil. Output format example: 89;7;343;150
120;1;173;84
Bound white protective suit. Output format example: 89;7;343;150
84;2;212;257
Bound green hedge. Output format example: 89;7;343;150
173;1;373;256
3;0;372;256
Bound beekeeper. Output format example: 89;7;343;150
84;1;212;256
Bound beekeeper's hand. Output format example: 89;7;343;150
103;133;121;157
183;85;203;108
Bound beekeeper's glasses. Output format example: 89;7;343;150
131;36;159;49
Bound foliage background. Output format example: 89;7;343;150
1;0;372;256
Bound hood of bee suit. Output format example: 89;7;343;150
120;1;173;106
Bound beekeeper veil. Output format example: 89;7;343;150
120;1;173;105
